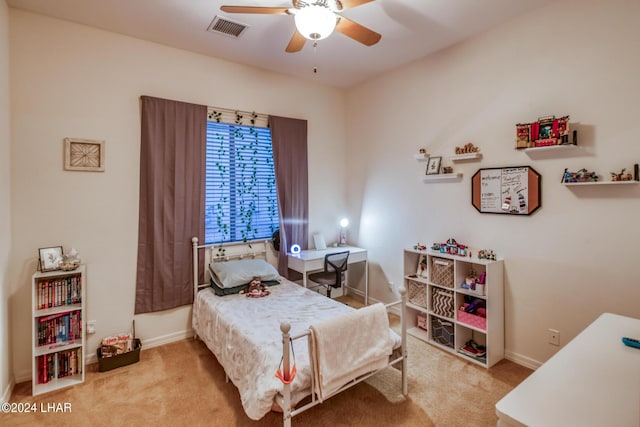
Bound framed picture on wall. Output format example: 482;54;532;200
426;156;442;175
64;138;105;172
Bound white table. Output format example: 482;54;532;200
495;312;640;427
287;246;368;305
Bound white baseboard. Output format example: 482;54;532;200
344;287;401;317
504;349;542;370
14;369;30;384
2;376;15;404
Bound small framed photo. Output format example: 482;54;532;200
426;156;442;175
64;138;105;172
39;246;64;272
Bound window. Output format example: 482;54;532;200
205;121;279;244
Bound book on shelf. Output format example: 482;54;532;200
36;275;82;310
37;347;83;383
37;310;82;346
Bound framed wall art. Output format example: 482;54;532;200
426;156;442;175
64;138;105;172
38;246;64;272
471;166;541;215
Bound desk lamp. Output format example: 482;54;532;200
338;218;349;246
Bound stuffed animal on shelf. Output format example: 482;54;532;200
240;276;270;298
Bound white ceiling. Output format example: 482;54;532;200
6;0;555;88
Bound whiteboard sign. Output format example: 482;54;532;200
472;166;541;215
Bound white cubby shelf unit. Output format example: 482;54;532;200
403;248;504;368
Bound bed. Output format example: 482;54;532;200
191;237;408;427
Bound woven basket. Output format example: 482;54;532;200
432;288;454;318
431;257;454;288
408;280;427;308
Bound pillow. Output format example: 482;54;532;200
210;277;280;296
209;258;280;289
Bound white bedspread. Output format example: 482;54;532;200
193;280;403;420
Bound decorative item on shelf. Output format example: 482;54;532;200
515;115;573;149
413;243;427;251
426;156;442;175
461;272;486;295
416;254;428;278
418;148;429;158
58;247;81;271
441;166;454;174
477;249;496;261
610;168;634;181
561;168;599;183
431;238;468;257
455;143;480;154
38;246;64;272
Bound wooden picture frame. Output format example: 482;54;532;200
64;138;105;172
39;246;64;272
426;156;442;175
471;166;541;215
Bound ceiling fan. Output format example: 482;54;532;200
220;0;381;53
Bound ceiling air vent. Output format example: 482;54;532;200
207;16;248;38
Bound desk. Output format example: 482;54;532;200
287;246;368;305
495;313;640;427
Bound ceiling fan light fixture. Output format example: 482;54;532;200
294;4;337;41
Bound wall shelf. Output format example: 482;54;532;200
449;153;482;161
520;144;578;154
414;154;429;162
423;173;463;183
563;180;638;186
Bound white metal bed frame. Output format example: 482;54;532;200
191;237;408;427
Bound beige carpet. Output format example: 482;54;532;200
4;297;532;426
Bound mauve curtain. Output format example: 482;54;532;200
135;96;206;314
269;115;309;278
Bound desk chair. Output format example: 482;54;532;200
307;251;350;298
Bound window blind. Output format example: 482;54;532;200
204;121;279;244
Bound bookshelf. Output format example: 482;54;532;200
31;265;86;396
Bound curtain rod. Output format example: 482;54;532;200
207;106;269;128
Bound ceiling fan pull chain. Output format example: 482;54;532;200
313;41;319;74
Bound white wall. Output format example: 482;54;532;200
8;10;347;381
346;0;640;367
0;0;12;403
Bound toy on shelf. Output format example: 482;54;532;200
477;249;496;261
611;168;633;181
441;166;454;174
432;238;468;257
413;243;427;251
417;148;429;158
455;143;480;154
562;168;599;183
516;115;574;149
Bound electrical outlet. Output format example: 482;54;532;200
87;320;96;334
547;329;560;346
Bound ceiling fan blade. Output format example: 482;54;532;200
337;0;375;11
335;16;381;46
220;6;290;15
285;30;306;53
